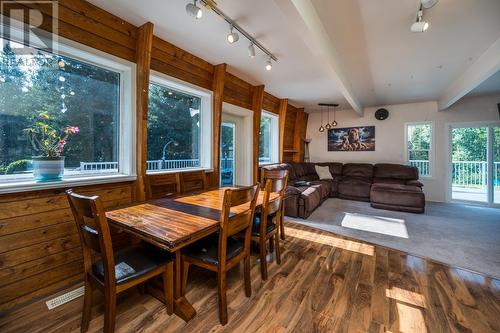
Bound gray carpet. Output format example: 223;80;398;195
287;199;500;278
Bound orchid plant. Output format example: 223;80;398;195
24;112;79;158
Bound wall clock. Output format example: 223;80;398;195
375;108;389;120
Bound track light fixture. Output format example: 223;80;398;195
186;0;202;19
410;0;438;33
248;43;256;58
193;0;277;70
265;58;272;71
227;25;239;44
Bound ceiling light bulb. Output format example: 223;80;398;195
248;43;256;58
186;1;202;19
227;26;239;44
265;59;272;71
325;123;331;129
411;21;429;33
319;125;325;133
332;120;338;127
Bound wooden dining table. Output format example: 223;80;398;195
105;187;277;322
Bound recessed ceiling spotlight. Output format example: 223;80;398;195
227;25;239;44
186;0;202;19
265;58;272;71
248;43;256;58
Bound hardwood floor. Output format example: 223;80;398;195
1;222;499;332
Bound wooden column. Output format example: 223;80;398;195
278;99;288;163
293;108;305;162
135;22;154;202
211;63;227;188
252;85;265;183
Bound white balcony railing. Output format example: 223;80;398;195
409;160;500;188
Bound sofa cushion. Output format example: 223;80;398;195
316;162;343;178
291;163;319;181
342;163;374;179
370;184;425;211
373;163;418;180
315;165;333;180
373;177;406;185
338;179;372;199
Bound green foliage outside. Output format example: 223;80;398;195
1;40;119;174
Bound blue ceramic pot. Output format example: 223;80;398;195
32;156;65;182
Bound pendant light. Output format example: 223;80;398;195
318;105;325;132
325;105;332;130
332;103;339;127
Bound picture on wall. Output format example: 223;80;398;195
328;126;375;151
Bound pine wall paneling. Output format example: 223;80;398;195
0;0;308;313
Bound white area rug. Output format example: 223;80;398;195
286;199;500;278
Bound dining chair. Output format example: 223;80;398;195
254;170;288;280
146;173;180;199
260;168;289;240
180;170;207;193
181;184;260;325
66;190;174;333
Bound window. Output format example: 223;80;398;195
259;112;279;165
147;74;212;173
406;122;433;177
0;34;134;191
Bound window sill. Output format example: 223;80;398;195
146;167;213;176
0;174;137;195
258;162;279;166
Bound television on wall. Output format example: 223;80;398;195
327;126;375;151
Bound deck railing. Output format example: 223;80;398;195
409;160;500;188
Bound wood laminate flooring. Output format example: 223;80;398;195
1;222;499;333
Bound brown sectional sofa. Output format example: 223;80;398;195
260;162;425;218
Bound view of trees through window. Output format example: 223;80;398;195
0;39;120;178
407;123;431;176
147;82;201;171
259;114;272;164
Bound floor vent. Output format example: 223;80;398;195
46;286;85;310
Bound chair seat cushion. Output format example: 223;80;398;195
252;212;277;236
92;246;173;285
183;234;244;265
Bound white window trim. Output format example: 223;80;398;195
259;111;279;165
404;121;435;179
147;71;213;175
0;27;136;194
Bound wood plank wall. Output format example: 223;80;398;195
0;0;308;313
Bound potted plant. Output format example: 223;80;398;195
24;112;79;182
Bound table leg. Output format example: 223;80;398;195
145;250;196;322
173;249;196;321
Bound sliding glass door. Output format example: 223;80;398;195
450;123;500;206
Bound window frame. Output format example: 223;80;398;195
0;28;136;194
147;71;213;175
259;111;279;165
404;121;434;178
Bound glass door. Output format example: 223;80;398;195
494;126;500;204
220;122;235;186
451;126;488;202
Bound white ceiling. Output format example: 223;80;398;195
88;0;500;113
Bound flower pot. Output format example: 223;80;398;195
32;156;65;182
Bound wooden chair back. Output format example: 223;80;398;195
180;170;207;193
259;170;288;234
66;189;115;287
146;173;180;199
219;184;259;261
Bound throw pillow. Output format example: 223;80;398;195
315;165;333;180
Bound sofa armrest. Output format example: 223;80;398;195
286;186;303;195
406;180;424;187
